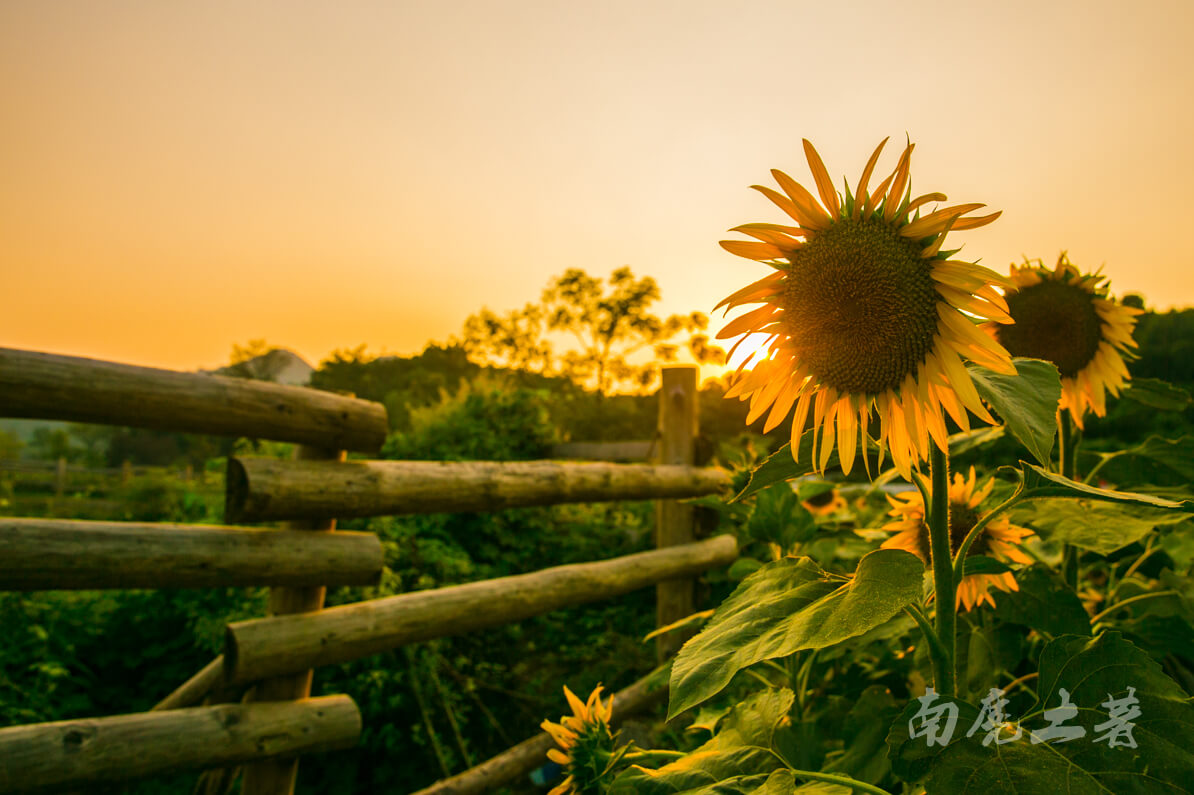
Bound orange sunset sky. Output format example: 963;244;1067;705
3;1;1193;373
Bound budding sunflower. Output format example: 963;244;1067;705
541;685;619;795
716;138;1015;480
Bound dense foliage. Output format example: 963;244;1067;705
1;304;1192;793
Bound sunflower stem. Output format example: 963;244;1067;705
1058;412;1080;590
952;491;1024;581
904;605;950;689
780;768;894;795
927;444;956;697
1090;589;1180;625
621;749;687;762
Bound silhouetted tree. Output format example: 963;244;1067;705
460;267;724;394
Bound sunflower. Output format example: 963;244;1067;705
716;138;1015;479
990;252;1141;428
801;487;847;516
541;685;617;795
881;467;1034;610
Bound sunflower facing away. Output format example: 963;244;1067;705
716;138;1016;478
991;252;1141;428
541;685;618;795
881;467;1035;610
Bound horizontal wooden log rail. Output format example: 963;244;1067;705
225;458;731;522
0;347;388;451
225;535;737;685
411;666;668;795
0;695;360;795
0;518;383;590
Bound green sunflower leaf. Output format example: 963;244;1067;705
609;689;793;794
1121;377;1192;411
946;425;1006;458
958;554;1011;577
1087;435;1194;486
1018;462;1194;509
1011;500;1191;555
820;685;901;784
888;632;1194;794
888;695;1107;794
1034;632;1194;790
967;358;1061;467
732;431;867;502
668;550;924;718
991;564;1091;636
1009;463;1194;554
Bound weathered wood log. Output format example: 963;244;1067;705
410;667;669;795
225;535;738;685
550;440;654;462
0;518;383;590
655;366;698;661
0;348;388;451
225;458;731;522
0;695;361;795
240;445;344;795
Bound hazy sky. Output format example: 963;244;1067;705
3;0;1192;372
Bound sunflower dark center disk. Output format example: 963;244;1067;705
804;490;836;508
780;218;940;395
995;281;1102;378
912;502;986;560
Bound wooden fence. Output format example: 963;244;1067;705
0;347;735;795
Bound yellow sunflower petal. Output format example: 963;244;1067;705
802;139;841;218
854;137;889;219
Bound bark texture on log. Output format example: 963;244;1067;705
0;347;387;451
0;518;382;590
0;696;360;795
226;458;730;522
410;668;668;795
225;535;737;685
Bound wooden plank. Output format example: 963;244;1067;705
0;518;382;590
225;458;730;523
655;366;698;660
410;667;668;795
0;347;388;452
240;445;343;795
224;535;738;686
0;695;360;795
549;440;654;462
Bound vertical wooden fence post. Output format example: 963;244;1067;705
654;366;698;661
239;444;346;795
55;457;67;498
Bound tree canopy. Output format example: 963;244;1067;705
460;266;724;394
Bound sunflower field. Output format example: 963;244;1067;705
539;140;1194;794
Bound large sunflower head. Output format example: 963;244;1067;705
880;466;1035;610
716;138;1016;480
541;685;618;795
991;252;1141;428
